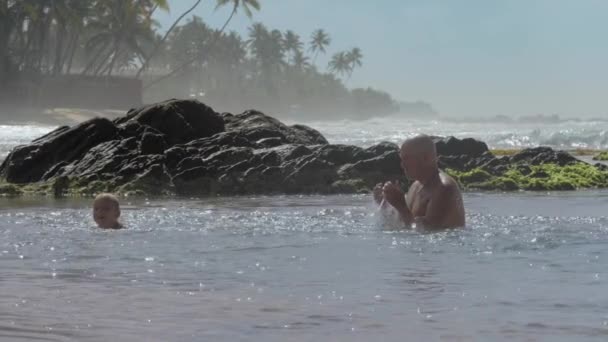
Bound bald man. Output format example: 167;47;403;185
374;135;465;229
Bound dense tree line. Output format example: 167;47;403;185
1;0;399;119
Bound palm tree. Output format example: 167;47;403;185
18;0;52;73
136;0;198;78
140;0;170;15
166;16;213;71
144;0;261;89
309;29;331;65
247;22;268;57
4;1;33;73
3;0;99;75
268;29;285;64
328;51;350;78
63;0;94;74
47;0;93;75
292;49;310;71
0;0;13;80
215;0;260;36
345;47;362;78
84;0;159;76
282;30;302;63
247;25;283;70
217;31;246;68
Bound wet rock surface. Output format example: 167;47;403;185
1;99;607;196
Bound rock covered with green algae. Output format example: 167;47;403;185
447;162;608;191
593;151;608;161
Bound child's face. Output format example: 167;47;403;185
93;199;120;228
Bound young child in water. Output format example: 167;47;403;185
93;193;123;229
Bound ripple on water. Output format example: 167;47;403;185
1;193;608;341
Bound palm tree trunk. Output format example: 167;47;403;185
143;5;237;90
53;23;67;75
20;27;34;71
82;43;112;75
36;6;53;74
217;6;237;38
0;8;7;81
106;41;121;76
65;33;80;75
146;4;159;21
0;0;7;77
135;0;203;78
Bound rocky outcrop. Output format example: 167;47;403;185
433;136;489;157
0;99;406;196
593;151;608;161
115;99;225;145
438;141;608;191
222;110;329;145
0;118;118;183
1;99;607;196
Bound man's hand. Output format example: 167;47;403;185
373;183;384;204
382;181;406;211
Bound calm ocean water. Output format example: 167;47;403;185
1;120;608;341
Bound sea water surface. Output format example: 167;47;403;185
1;118;608;341
299;117;608;150
1;194;608;341
3;117;608;161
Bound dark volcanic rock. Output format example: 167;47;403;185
139;132;167;155
0;118;118;183
185;131;254;150
115;99;225;145
434;136;489;157
256;137;284;148
509;147;578;166
2;99;602;196
223;110;328;145
438;151;496;172
314;144;367;165
284;159;338;193
57;138;138;180
289;124;328;145
338;151;406;188
364;142;399;157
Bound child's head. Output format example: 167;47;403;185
93;193;121;229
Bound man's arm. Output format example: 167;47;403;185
382;181;414;227
393;199;414;226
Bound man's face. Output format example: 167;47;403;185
93;199;120;228
399;145;424;180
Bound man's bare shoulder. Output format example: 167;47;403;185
438;171;462;194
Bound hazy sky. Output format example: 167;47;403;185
156;0;608;117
